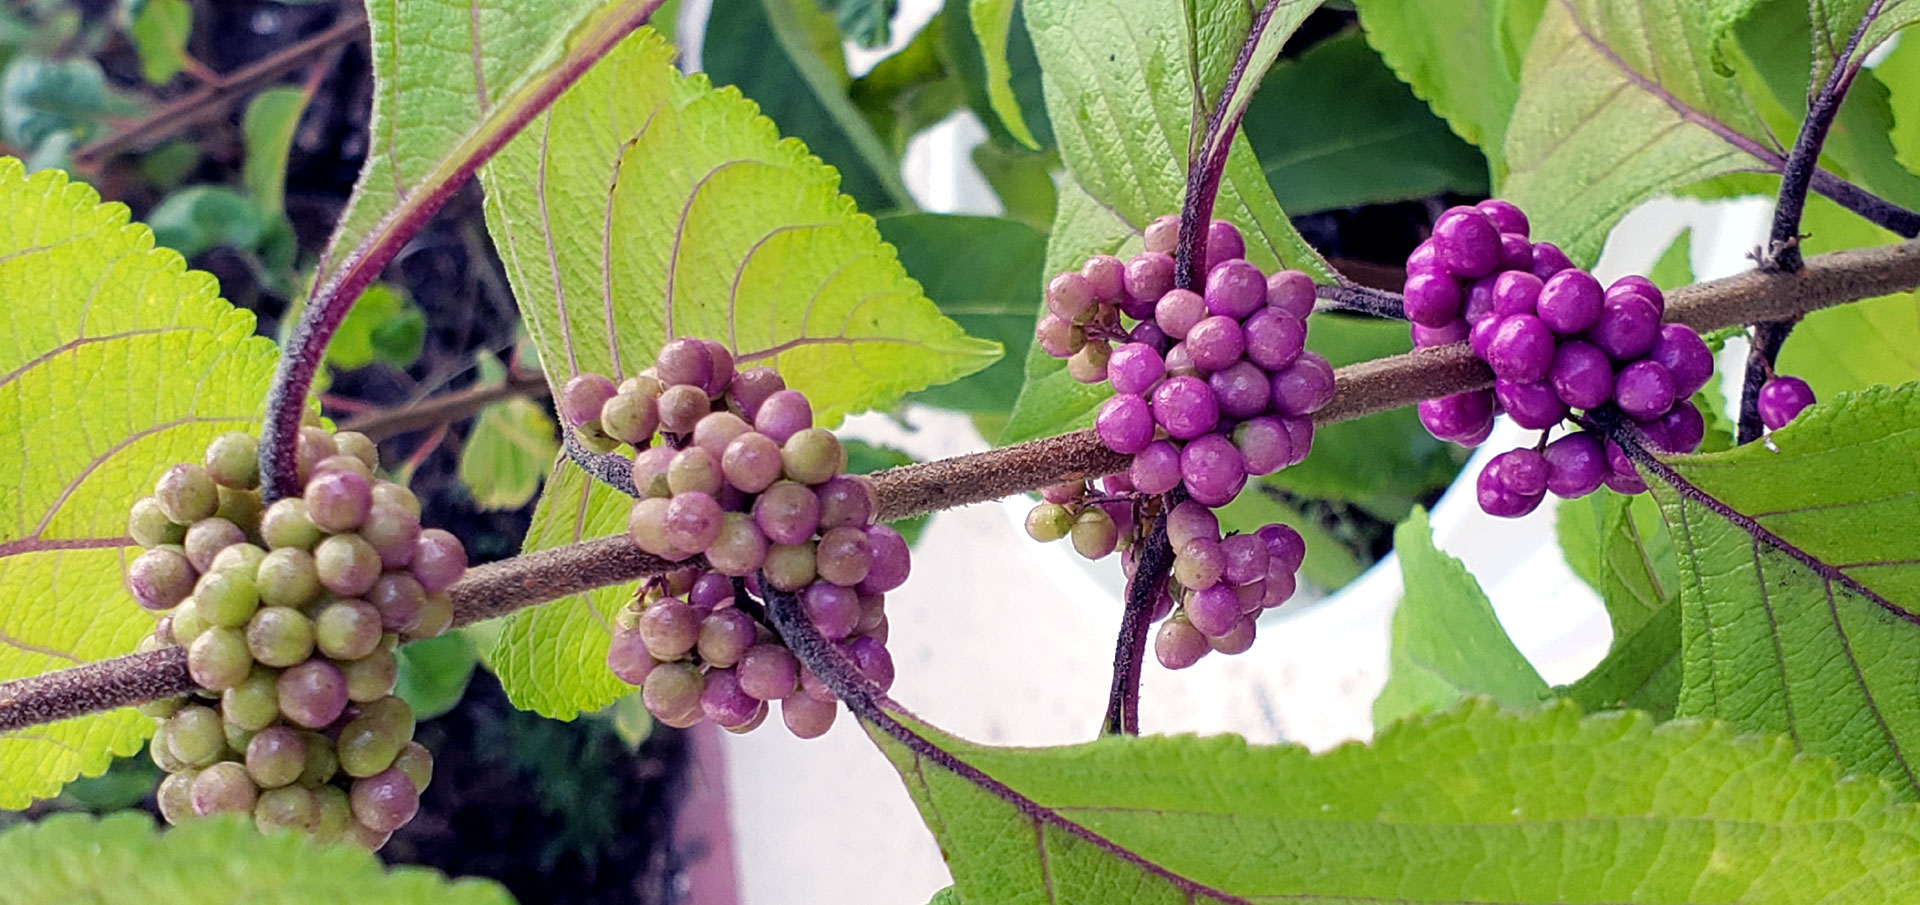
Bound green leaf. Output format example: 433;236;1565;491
481;28;996;719
1241;28;1489;214
968;141;1057;232
1553;489;1682;718
128;0;191;85
1559;599;1681;718
488;462;635;719
998;177;1130;444
850;17;966;155
925;886;961;905
241;86;308;219
0;159;279;808
1021;0;1332;280
703;0;916;212
1649;384;1920;798
394;631;480;720
873;698;1920;903
1882;33;1920;172
878;213;1045;415
0;55;120;151
1500;0;1780;265
324;282;425;372
968;0;1041;149
947;0;1052;150
0;812;515;903
314;0;663;322
819;0;900;47
1648;226;1694;291
145;185;266;258
482;27;995;425
1775;196;1920;397
459;396;559;512
1374;508;1546;726
1351;0;1524;168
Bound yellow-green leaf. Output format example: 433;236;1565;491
0;159;278;808
458;386;559;512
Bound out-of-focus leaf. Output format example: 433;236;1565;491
820;0;900;47
394;631;480;720
459;357;560;512
1242;29;1488;214
850;16;965;154
241;86;308;218
879;213;1046;416
145;185;265;257
0;55;119;151
128;0;192;85
325;283;425;372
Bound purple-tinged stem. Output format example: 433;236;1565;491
1172;0;1283;291
258;1;666;501
1767;0;1886;272
1314;282;1407;320
1103;497;1177;736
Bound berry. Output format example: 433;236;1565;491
1543;431;1607;499
1589;294;1661;361
1648;324;1714;399
1402;272;1462;327
1614;361;1677;420
1758;375;1815;429
1486;315;1555;383
1432;206;1501;278
1536;270;1603;334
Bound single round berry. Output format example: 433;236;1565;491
1185;316;1245;371
1476;463;1544;518
1655;400;1706;454
1476;199;1530;236
1648;324;1714;399
1150;376;1220;439
1179;434;1247;508
1486;315;1555;383
1589;294;1662;361
1154;289;1207;340
1494;379;1567;430
1107;343;1166;396
1614;360;1677;420
1095;394;1155;455
1432;206;1501;278
1543;431;1607;499
1265;270;1317;319
1402;272;1463;327
560;373;619;426
1534;270;1603;335
1045;271;1098;320
1204;258;1266;319
1125;252;1176;304
203;432;260;489
1549;341;1614;411
1758;375;1815;430
1490;271;1543;320
1204;220;1245;269
1270;352;1335;417
1530;242;1574;280
1154;619;1208;669
1417;390;1496;444
1232;417;1292;476
1034;314;1084;359
127;548;195;611
1129;440;1183;494
155;464;219;525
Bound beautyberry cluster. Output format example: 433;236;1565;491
1757;374;1816;429
1030;216;1321;668
124;427;464;849
559;339;907;739
1404;200;1715;517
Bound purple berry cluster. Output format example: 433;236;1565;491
125;427;462;849
1758;374;1816;429
559;339;906;739
1404;200;1716;517
1030;216;1322;667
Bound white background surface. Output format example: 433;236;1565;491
684;6;1778;903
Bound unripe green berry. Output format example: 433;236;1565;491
246;606;315;668
1025;503;1073;542
780;428;845;485
154;464;219;525
194;569;260;628
260;498;323;550
203;432;260;489
129;496;186;547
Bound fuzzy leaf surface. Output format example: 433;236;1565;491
1650;384;1920;799
872;699;1920;903
0;160;278;808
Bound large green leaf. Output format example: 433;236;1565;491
1351;0;1535;170
1241;28;1489;214
873;698;1920;903
1501;0;1782;264
1554;489;1682;718
0;813;514;903
877;213;1045;415
702;0;914;213
1021;0;1331;279
0;160;278;808
458;356;558;511
127;0;192;86
1373;508;1546;726
1884;34;1920;173
312;0;663;316
478;29;997;718
1649;384;1920;799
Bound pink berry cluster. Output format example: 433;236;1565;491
1029;215;1322;668
558;339;907;739
125;427;464;849
1404;200;1716;517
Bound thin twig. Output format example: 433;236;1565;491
339;370;551;441
1735;320;1797;444
76;15;368;164
9;236;1920;733
1103;491;1181;736
1172;0;1282;291
1314;283;1407;320
1765;0;1885;273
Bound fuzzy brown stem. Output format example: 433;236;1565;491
10;236;1920;732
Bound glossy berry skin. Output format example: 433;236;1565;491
1418;390;1496;444
1490;271;1542;319
1204;259;1266;319
1150;376;1220;439
1535;270;1603;335
1476;199;1530;236
1549;341;1614;411
1431;206;1501;278
1589;295;1661;361
1648;325;1714;399
1758;376;1816;429
1402;272;1462;327
1095;395;1155;455
1614;360;1677;420
1494;379;1568;430
1485;315;1555;383
1543;431;1607;499
1106;343;1165;396
1242;309;1305;371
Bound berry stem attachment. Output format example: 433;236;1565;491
1765;0;1888;272
1102;494;1181;736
